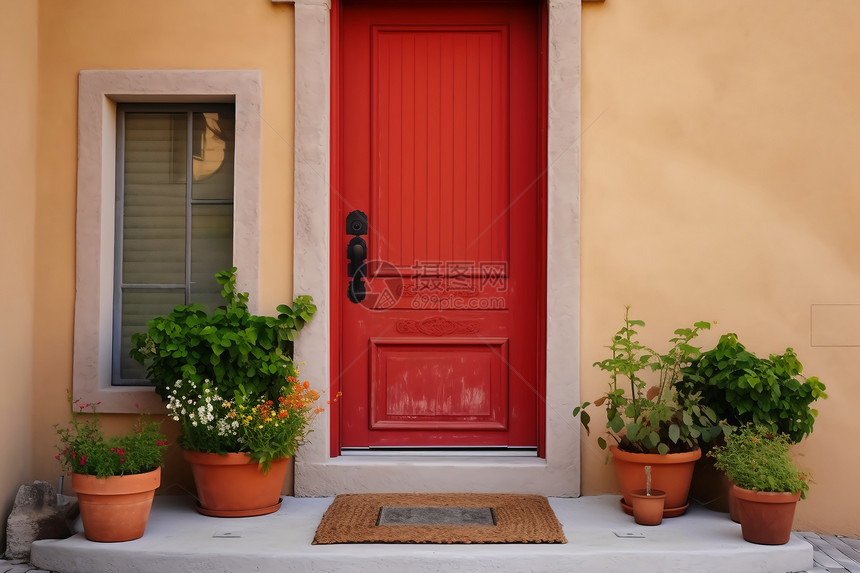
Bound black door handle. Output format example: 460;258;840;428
346;210;367;303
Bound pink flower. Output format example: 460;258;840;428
54;455;60;460
119;458;125;463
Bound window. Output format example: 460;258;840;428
74;70;261;413
114;105;235;384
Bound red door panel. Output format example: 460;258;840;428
338;0;544;450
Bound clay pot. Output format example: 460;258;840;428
629;489;666;526
732;484;800;545
72;467;161;542
727;479;741;523
611;446;701;517
689;450;731;513
184;451;289;517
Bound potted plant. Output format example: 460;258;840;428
677;333;826;514
709;424;809;545
55;398;168;542
131;268;321;517
573;307;729;516
131;267;317;403
678;333;827;442
166;374;323;516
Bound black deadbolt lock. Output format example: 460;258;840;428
346;210;368;236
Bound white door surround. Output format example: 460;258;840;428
288;0;582;496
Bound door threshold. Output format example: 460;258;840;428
339;447;538;457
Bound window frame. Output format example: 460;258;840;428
74;70;262;413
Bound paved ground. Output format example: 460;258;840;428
797;532;860;573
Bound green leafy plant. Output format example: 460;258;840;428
708;424;809;498
573;307;729;455
55;398;168;479
677;333;827;443
131;268;317;402
165;373;323;472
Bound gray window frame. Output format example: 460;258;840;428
112;103;235;386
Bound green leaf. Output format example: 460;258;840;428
668;423;680;443
657;443;669;455
646;431;660;449
626;422;641;442
597;437;607;450
579;411;591;434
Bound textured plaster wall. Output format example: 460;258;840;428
580;1;860;536
0;0;39;549
32;0;295;492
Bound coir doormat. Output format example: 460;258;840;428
312;493;567;544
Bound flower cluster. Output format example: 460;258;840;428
55;399;168;479
166;369;323;472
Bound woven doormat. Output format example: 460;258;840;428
312;493;567;544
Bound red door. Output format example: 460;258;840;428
336;0;545;451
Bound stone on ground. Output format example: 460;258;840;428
4;482;77;561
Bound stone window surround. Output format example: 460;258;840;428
73;70;262;414
287;0;582;496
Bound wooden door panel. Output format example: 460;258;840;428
373;27;509;273
370;337;509;430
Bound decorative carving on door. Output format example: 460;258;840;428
396;317;479;336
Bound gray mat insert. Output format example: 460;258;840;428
377;506;496;526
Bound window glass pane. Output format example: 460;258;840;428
191;111;235;200
119;288;186;381
191;204;234;310
122;113;187;285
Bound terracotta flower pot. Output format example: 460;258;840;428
184;451;289;517
727;479;741;523
72;467;161;542
629;489;666;526
731;484;800;545
689;450;731;513
611;446;701;517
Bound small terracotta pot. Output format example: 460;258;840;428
72;467;161;542
611;446;701;516
732;484;800;545
184;451;289;517
629;489;666;526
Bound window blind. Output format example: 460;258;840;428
115;107;235;384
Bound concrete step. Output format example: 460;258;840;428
31;495;812;573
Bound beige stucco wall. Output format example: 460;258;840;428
31;0;295;492
581;1;860;536
12;0;858;540
0;0;39;548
